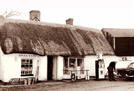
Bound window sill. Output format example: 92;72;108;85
21;74;34;76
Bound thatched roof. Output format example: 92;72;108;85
102;28;134;37
0;19;114;56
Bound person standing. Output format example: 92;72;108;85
107;62;116;81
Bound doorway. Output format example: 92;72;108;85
47;56;53;80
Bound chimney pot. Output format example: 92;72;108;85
30;10;40;21
66;18;73;25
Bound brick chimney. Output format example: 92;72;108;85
66;18;73;25
30;10;40;21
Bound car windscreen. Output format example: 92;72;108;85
128;62;134;69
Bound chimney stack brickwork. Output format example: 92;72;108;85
66;18;73;25
30;10;40;21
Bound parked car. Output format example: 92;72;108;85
117;62;134;78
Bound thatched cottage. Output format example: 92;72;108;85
0;11;116;83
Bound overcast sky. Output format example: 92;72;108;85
1;0;134;29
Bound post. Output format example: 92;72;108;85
85;70;90;80
24;79;27;85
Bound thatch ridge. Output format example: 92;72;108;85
0;19;114;56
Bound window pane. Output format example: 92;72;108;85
77;59;82;66
30;60;32;64
30;65;32;67
21;59;33;76
26;64;28;67
69;58;75;68
21;65;25;67
64;58;68;68
27;60;29;63
77;59;84;74
22;59;25;64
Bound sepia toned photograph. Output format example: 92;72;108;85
0;0;134;91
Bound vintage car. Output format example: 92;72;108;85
117;62;134;78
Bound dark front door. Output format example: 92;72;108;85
47;56;53;80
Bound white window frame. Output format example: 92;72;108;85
21;59;33;76
63;57;84;74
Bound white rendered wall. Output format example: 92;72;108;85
38;56;47;81
84;55;117;76
3;54;21;82
0;47;4;81
57;56;63;80
53;56;63;80
2;54;47;82
84;56;97;76
52;56;57;80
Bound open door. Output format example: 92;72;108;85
47;56;53;80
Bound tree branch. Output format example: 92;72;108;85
2;10;21;18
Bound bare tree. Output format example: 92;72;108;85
2;10;21;18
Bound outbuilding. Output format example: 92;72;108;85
102;28;134;59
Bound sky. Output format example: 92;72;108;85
1;0;134;29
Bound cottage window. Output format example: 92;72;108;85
77;59;82;66
69;58;76;68
21;59;33;76
63;57;84;74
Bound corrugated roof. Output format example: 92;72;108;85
102;28;134;37
0;19;114;56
